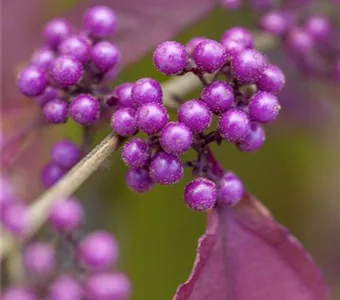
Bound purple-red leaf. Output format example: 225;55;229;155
174;194;329;300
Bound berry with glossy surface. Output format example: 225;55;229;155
305;16;331;41
83;6;116;38
218;109;250;142
231;49;267;83
132;78;163;107
49;56;83;88
111;108;137;136
91;41;120;73
249;91;280;123
185;37;208;56
51;140;81;169
126;168;154;193
48;198;84;233
17;66;47;97
47;275;83;300
41;163;66;187
136;103;168;135
153;41;188;75
69;94;100;125
43;99;68;124
114;82;134;108
59;35;90;63
85;272;131;300
122;138;149;169
2;287;37;300
31;47;55;69
221;27;254;58
184;178;216;212
237;122;265;152
149;152;183;185
259;11;293;36
43;18;72;49
193;39;227;73
160;122;193;155
256;64;285;94
217;172;244;206
77;231;118;271
178;100;212;133
201;81;234;114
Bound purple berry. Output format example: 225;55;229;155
126;168;154;193
284;27;314;55
193;39;227;73
153;41;188;75
221;0;242;10
231;49;268;83
31;47;55;69
49;56;83;88
256;64;285;94
185;37;208;56
69;94;100;125
111;107;137;136
259;11;293;36
201;81;234;114
217;172;244;206
41;163;66;187
47;275;83;300
83;6;117;38
0;177;16;211
136;103;168;135
43;18;72;49
1;202;28;236
178;100;212;133
132;78;163;107
35;86;59;107
23;242;56;276
237;123;265;152
59;35;90;63
149;152;183;185
17;66;47;97
114;82;134;108
218;109;250;143
85;272;131;300
184;178;216;212
2;287;37;300
122;138;149;169
91;41;120;73
160;122;193;155
221;27;254;58
305;16;331;41
249;91;280;123
48;198;84;233
77;231;118;270
51;140;81;169
43;98;68;124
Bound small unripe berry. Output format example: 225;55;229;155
91;41;120;73
31;47;55;69
51;139;81;169
136;103;168;135
47;275;83;300
69;94;100;126
41;163;66;187
256;64;285;94
237;122;265;152
43;98;68;124
59;35;90;63
249;91;280;123
43;18;72;49
111;107;137;136
132;78;163;107
184;178;216;212
17;66;47;97
126;168;154;193
217;172;244;206
121;138;149;169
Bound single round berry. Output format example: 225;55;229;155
256;64;285;94
178;100;212;133
217;172;244;206
47;275;83;300
149;152;183;185
160;122;193;155
126;168;154;193
132;78;163;107
91;41;120;73
85;272;131;300
221;27;254;58
23;242;55;277
1;202;28;236
201;81;234;114
17;66;47;97
35;86;59;107
43;99;68;124
31;47;55;69
153;41;188;75
83;5;117;38
305;16;331;41
77;231;118;270
237;122;265;152
59;35;90;63
49;56;83;88
231;49;267;83
136;103;168;135
184;178;216;212
193;40;227;73
122;138;149;169
114;82;134;108
221;0;242;10
48;198;84;233
284;27;314;55
218;109;250;143
185;37;208;56
51;140;81;169
249;91;280;123
41;163;66;188
259;11;293;36
111;108;137;136
69;94;100;126
2;287;37;300
43;18;72;49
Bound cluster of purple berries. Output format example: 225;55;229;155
1;180;131;300
111;27;284;211
16;5;119;126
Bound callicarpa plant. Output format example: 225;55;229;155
1;0;338;299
